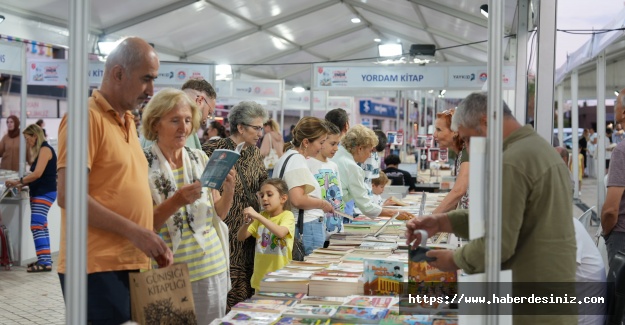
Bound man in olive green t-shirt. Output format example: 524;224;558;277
406;92;577;324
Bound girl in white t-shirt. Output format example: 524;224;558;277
272;117;334;255
307;122;345;241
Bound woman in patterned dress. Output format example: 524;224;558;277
432;108;470;213
203;101;268;310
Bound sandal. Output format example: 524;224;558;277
27;262;52;273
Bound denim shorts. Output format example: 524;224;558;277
59;270;135;325
296;217;325;256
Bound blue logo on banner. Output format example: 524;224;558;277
359;100;401;118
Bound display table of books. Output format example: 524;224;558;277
210;193;462;325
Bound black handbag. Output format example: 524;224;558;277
278;153;305;261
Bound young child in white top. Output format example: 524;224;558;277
237;179;295;292
371;171;392;206
308;122;345;241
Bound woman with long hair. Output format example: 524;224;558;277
272;117;334;255
0;115;28;171
6;124;57;272
432;109;469;212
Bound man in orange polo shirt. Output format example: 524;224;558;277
56;37;173;324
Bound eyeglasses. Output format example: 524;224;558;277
197;95;214;120
242;123;264;133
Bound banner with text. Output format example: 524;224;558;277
231;80;282;100
327;96;354;111
447;65;516;89
28;60;213;86
313;64;516;90
0;43;23;75
283;91;327;110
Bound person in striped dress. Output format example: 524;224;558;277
6;124;56;272
141;88;236;324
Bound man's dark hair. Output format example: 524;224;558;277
325;108;349;132
181;79;216;99
374;130;387;152
384;154;401;166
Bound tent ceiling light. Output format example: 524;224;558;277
292;86;305;93
351;17;361;23
374;38;381;42
97;40;122;56
378;43;402;57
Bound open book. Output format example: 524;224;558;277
200;142;244;189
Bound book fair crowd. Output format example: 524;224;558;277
4;36;621;324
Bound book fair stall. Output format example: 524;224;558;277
4;1;584;323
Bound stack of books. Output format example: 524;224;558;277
308;269;364;297
259;277;309;294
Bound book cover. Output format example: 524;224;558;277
221;311;281;323
253;292;306;300
343;295;395;308
363;258;406;295
407;255;457;310
272;316;331;325
200;148;241;189
244;298;298;307
331;306;389;324
379;314;433;325
312;270;361;278
282;305;338;319
231;302;289;314
299;296;346;305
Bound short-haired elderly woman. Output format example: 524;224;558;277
272;116;334;255
333;125;413;220
141;88;235;324
202;100;268;310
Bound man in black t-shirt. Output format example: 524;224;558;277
382;154;418;192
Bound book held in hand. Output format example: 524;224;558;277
200;143;244;189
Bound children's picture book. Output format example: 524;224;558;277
363;258;406;295
407;252;458;311
331;306;389;324
271;316;331;325
282;305;338;319
200;142;244;189
343;295;395;308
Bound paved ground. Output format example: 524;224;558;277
0;177;602;324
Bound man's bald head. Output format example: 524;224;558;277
555;146;569;165
616;88;625;125
100;37;160;113
104;37;157;78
